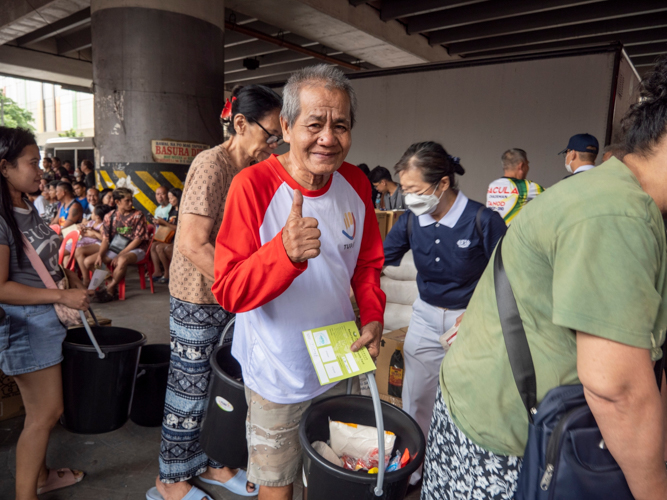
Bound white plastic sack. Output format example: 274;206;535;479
381;276;419;306
383;250;418;281
383;303;413;332
330;420;396;463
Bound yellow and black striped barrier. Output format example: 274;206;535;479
97;164;187;215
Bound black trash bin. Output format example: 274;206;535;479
300;395;425;500
199;343;248;469
130;344;171;427
61;326;146;434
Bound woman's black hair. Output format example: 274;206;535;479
623;55;667;157
0;126;38;264
168;188;182;203
394;141;465;188
221;85;283;136
94;203;113;219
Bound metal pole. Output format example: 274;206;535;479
1;89;4;126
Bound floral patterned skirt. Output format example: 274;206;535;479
158;297;234;483
421;387;522;500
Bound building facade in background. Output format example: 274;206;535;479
0;76;94;146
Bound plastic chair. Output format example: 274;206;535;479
58;230;79;271
114;225;156;301
50;224;61;235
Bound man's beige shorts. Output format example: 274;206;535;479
244;378;360;487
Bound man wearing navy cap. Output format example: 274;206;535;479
559;133;599;177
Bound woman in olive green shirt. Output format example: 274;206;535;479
422;56;667;500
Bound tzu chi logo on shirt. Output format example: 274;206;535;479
457;239;471;248
342;211;356;249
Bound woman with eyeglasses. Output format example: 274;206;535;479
148;85;282;500
382;141;507;487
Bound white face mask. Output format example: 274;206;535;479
565;152;574;173
565;160;573;174
404;184;444;216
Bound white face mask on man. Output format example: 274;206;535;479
565;151;574;174
404;183;444;216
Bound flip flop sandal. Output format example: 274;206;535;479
36;468;85;495
151;275;164;282
199;469;258;497
158;277;169;285
146;485;210;500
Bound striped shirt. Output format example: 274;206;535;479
486;177;544;225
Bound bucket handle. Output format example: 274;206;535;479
218;316;236;347
366;372;385;497
79;310;106;359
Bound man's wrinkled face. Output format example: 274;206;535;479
282;85;352;177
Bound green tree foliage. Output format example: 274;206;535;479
0;92;35;131
58;128;83;138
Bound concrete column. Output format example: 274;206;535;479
91;0;225;213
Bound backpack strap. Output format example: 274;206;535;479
494;236;538;422
407;211;414;241
475;206;484;239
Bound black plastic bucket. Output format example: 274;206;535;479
299;395;425;500
199;343;248;469
130;344;171;427
61;326;146;434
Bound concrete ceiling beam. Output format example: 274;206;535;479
0;44;92;88
448;12;667;55
225;58;339;84
380;0;486;22
407;0;602;35
16;8;91;46
461;26;667;59
57;27;92;54
625;41;667;57
226;0;454;68
429;0;667;45
0;0;90;45
631;54;664;66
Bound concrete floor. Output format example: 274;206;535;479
0;269;421;500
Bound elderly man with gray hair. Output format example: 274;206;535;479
212;64;386;500
486;148;544;225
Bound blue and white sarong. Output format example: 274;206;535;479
159;296;234;483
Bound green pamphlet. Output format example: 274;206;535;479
303;321;376;385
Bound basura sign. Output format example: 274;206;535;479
151;140;210;164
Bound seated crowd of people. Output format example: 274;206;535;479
32;161;179;302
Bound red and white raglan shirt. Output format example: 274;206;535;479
212;155;386;404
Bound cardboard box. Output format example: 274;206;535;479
0;370;24;421
375;210;406;241
374;327;407;408
375;210;389;241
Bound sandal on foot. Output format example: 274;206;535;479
146;485;210;500
199;470;257;497
158;277;169;285
151;275;163;282
36;468;85;495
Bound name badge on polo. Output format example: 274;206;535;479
457;239;471;248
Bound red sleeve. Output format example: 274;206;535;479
211;167;306;313
342;164;386;327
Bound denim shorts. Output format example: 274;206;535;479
0;303;67;376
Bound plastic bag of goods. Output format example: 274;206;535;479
329;420;396;471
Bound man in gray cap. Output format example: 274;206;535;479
559;133;599;177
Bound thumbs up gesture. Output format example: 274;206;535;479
282;189;321;263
